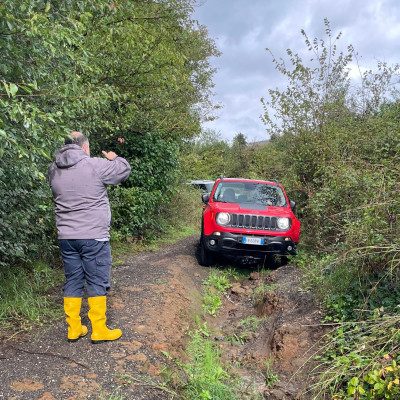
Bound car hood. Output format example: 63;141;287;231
211;202;294;217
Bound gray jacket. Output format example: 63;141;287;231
48;144;131;239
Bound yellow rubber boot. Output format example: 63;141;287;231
63;297;88;342
88;296;122;344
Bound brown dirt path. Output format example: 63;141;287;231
0;235;209;400
0;235;327;400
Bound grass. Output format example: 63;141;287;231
202;269;232;292
163;317;269;399
99;390;125;400
203;288;223;316
112;322;243;400
176;320;240;400
238;315;266;332
307;314;400;399
263;358;280;387
110;224;199;258
225;316;267;346
0;261;64;332
289;247;400;398
202;268;234;316
253;283;277;297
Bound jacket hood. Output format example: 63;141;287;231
55;144;88;168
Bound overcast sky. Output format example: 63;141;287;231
193;0;400;142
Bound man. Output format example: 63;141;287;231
48;131;131;343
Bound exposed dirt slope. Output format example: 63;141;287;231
0;235;326;400
209;265;327;399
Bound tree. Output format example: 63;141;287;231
225;132;248;177
180;129;229;180
0;0;219;267
260;20;400;397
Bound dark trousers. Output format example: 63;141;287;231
59;239;111;297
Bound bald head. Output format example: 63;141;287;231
68;131;90;156
70;131;88;147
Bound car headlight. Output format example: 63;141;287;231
276;217;290;230
216;212;231;226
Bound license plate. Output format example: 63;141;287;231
242;236;264;245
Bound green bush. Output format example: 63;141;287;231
0;0;218;271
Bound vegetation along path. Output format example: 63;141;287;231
0;235;325;399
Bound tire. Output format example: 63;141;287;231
265;254;281;269
198;239;215;267
280;256;288;266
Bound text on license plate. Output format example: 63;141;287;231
242;237;264;245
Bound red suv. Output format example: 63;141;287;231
199;177;300;266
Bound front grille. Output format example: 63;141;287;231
228;213;285;231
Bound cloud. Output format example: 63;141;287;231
194;0;400;141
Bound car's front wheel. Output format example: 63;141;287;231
198;238;215;267
265;254;282;269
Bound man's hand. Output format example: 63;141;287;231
102;151;117;160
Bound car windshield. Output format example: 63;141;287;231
213;181;287;207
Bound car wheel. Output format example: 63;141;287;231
266;254;281;269
198;239;214;267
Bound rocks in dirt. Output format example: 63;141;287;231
231;283;247;295
255;290;280;316
264;382;301;400
265;271;276;283
196;265;327;400
265;388;286;399
249;272;260;280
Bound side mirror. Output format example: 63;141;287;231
202;193;210;204
289;199;296;212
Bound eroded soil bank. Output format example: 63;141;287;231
0;235;326;399
208;263;327;399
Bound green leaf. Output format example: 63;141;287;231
0;129;16;144
9;83;18;96
160;350;172;359
45;2;51;13
2;81;10;97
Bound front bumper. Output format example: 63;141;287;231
203;231;297;260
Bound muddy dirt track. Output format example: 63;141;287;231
0;235;326;400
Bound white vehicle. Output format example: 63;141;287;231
187;180;215;193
